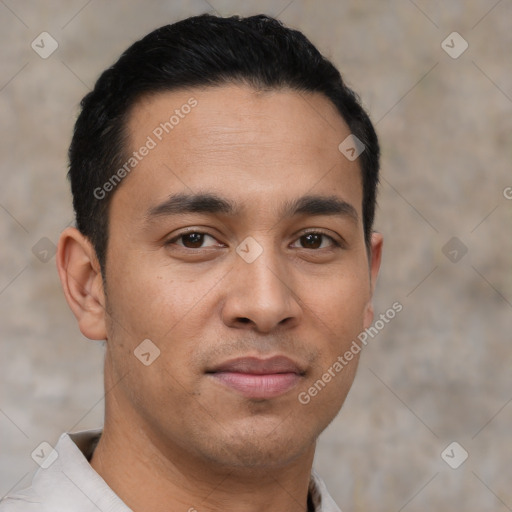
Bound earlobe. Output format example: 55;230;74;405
56;227;107;340
363;232;383;329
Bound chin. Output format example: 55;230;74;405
196;419;317;470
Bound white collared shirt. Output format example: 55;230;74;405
0;429;341;512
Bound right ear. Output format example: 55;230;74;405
56;227;107;340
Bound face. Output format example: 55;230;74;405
98;84;381;470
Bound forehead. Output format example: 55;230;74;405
116;84;362;221
128;84;349;155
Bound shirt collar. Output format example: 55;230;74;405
12;429;341;512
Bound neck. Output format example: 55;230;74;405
90;371;316;512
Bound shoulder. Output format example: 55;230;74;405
0;429;105;512
0;489;45;511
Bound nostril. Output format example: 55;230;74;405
238;317;251;324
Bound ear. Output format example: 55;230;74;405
363;231;383;329
56;227;107;340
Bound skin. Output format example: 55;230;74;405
57;84;382;512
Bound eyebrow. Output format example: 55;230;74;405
145;192;359;224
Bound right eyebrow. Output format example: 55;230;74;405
145;192;239;221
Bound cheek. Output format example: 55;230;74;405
104;254;226;385
299;276;367;415
105;256;199;339
308;266;370;337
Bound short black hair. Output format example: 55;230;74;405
68;13;379;274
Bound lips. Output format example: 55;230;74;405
208;356;306;375
207;356;305;399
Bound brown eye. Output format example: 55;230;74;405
181;233;205;248
166;232;220;249
300;233;323;249
291;232;339;250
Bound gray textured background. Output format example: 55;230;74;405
1;1;511;510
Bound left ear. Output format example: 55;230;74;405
363;231;383;329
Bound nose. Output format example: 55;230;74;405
221;245;302;334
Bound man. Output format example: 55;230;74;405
1;13;382;512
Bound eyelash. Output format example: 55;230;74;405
165;230;342;250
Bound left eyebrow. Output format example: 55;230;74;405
280;194;359;224
144;192;359;224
